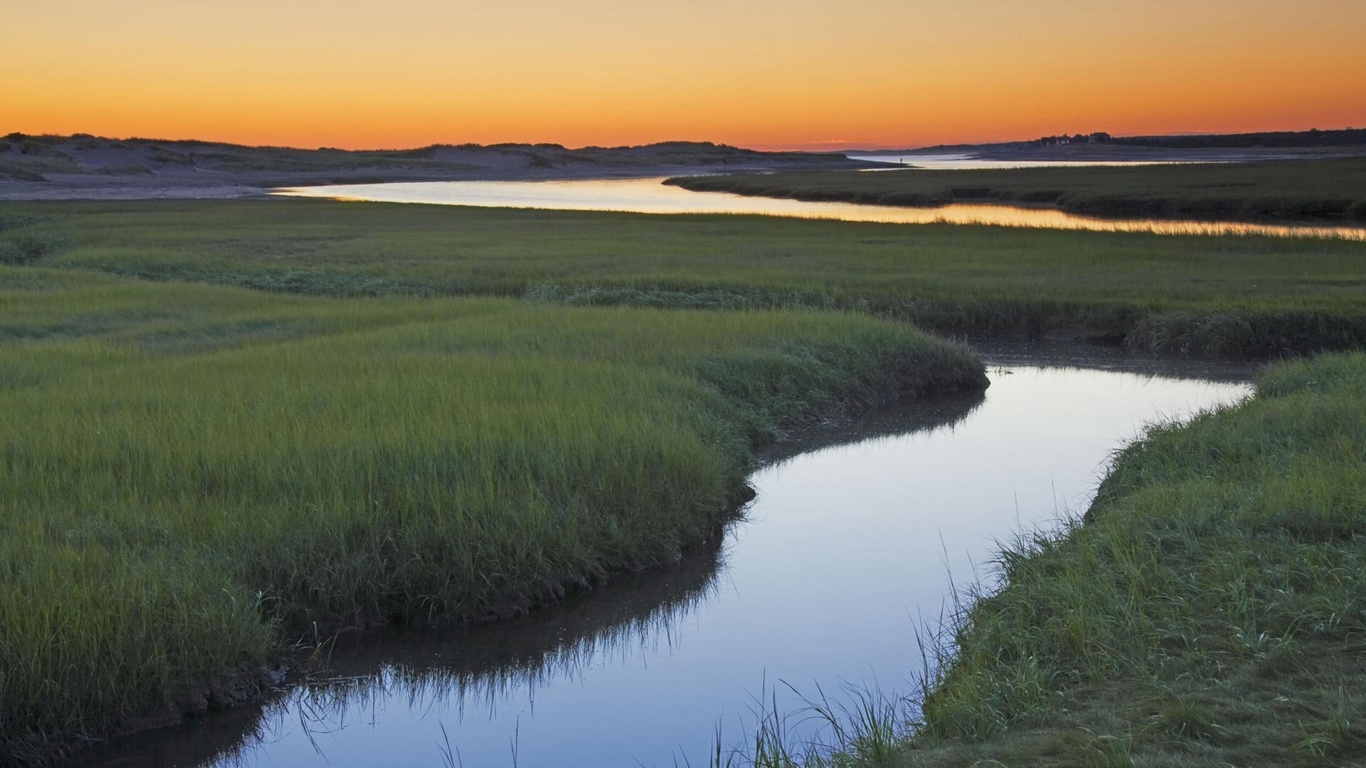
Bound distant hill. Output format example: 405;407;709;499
1111;128;1366;149
0;134;872;198
858;127;1366;158
1032;128;1366;149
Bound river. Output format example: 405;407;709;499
272;176;1365;240
72;349;1253;768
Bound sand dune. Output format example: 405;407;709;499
0;134;874;201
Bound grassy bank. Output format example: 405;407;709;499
5;199;1366;358
750;352;1364;767
0;267;984;764
666;157;1366;223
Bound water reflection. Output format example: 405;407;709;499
844;152;1208;170
72;360;1251;768
273;177;1366;240
762;389;985;466
71;536;731;768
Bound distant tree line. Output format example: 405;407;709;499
1037;128;1366;149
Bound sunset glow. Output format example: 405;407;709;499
5;0;1365;149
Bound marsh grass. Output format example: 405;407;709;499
6;198;1364;357
0;267;983;763
0;213;66;265
700;683;911;768
3;197;1365;763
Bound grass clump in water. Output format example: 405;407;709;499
0;266;985;764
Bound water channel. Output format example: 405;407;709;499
73;349;1254;768
273;176;1366;240
843;152;1210;170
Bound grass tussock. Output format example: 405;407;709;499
4;198;1365;358
0;267;984;764
667;157;1366;223
0;214;66;266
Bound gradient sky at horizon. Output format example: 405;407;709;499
5;0;1365;150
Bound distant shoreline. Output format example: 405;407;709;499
6;130;1364;203
0;134;875;202
851;144;1366;165
851;127;1366;161
666;155;1366;226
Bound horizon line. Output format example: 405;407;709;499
5;125;1363;155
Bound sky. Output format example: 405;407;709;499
5;0;1365;151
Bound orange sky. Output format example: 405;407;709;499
4;0;1365;150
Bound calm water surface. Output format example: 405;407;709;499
76;353;1253;768
844;152;1208;170
273;176;1365;240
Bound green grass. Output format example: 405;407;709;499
0;266;983;764
2;196;1365;763
723;352;1366;767
4;198;1366;357
667;157;1366;223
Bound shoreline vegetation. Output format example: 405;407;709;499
665;156;1366;225
1;194;1364;765
745;352;1364;767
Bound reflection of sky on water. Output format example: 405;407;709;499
76;362;1251;768
274;176;1365;240
844;152;1214;170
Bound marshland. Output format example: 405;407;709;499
2;151;1366;766
666;156;1366;224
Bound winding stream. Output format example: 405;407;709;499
273;176;1366;240
73;350;1253;768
